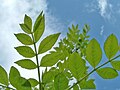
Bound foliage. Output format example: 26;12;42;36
0;11;120;90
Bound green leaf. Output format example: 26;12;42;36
20;24;31;34
111;60;120;71
24;14;32;31
15;59;37;70
15;33;33;45
80;79;96;89
104;34;119;59
15;46;35;58
9;67;31;90
73;85;79;90
38;33;60;54
9;66;21;87
33;12;45;42
28;78;39;87
40;52;63;67
54;73;68;90
0;66;8;86
97;67;118;79
68;52;87;80
86;38;102;67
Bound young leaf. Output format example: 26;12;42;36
86;38;102;68
24;14;32;31
14;33;33;45
33;12;45;42
9;66;21;88
15;59;37;70
20;24;31;34
68;52;87;80
80;79;96;89
40;52;63;67
104;34;119;59
38;33;60;54
97;67;118;79
0;66;8;86
28;78;39;87
111;60;120;71
15;46;35;58
54;73;68;90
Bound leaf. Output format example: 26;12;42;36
15;59;37;70
40;52;63;67
28;78;39;87
97;67;118;79
68;52;87;80
38;33;60;54
104;34;119;59
0;66;8;86
86;38;102;67
73;85;79;90
15;46;35;58
54;73;68;90
24;14;32;31
9;67;31;90
111;60;120;71
9;66;21;87
33;12;45;42
15;33;33;45
80;79;96;89
20;24;31;34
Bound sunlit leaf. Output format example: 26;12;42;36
86;38;102;67
68;52;87;80
38;33;60;54
104;34;119;59
15;46;35;58
80;79;96;89
54;73;68;90
20;24;31;34
97;67;118;79
0;66;8;86
111;60;120;71
24;14;32;31
28;78;39;87
15;59;37;70
15;33;33;45
33;12;45;42
40;52;63;67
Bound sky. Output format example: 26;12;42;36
0;0;120;90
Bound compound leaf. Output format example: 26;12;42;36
86;38;102;68
38;33;60;54
15;59;37;70
104;34;119;59
0;66;8;86
15;33;33;45
97;67;118;79
15;46;35;58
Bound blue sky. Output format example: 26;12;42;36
0;0;120;90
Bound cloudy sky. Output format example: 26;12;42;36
0;0;120;90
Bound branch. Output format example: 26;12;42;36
68;54;120;90
0;84;16;90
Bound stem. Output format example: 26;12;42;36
0;84;15;90
68;54;120;90
31;33;41;90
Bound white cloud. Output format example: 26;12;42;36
0;0;63;79
98;0;114;20
100;25;104;35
